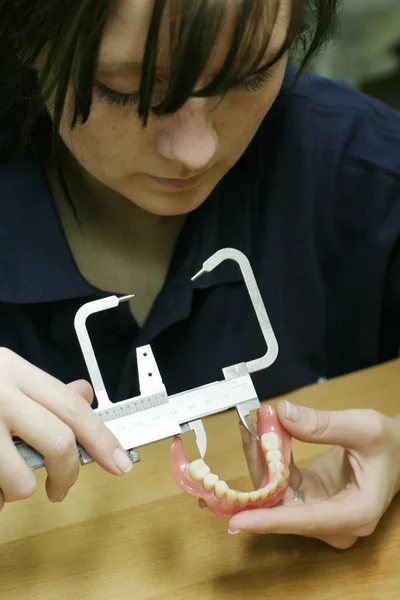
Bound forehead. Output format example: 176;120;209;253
98;0;287;71
99;0;151;68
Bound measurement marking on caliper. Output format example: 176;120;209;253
97;393;169;423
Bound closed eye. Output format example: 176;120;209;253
94;81;141;107
233;67;273;93
94;66;274;109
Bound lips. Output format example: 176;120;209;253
149;173;203;191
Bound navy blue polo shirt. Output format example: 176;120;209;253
1;66;400;405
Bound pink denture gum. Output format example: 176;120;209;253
170;405;291;517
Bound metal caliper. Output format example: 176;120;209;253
15;248;278;470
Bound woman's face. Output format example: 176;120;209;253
58;0;290;217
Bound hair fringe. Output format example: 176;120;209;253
0;0;339;151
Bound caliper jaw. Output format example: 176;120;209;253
180;419;207;459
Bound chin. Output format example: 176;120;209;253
128;188;212;217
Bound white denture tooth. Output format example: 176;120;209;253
249;490;261;502
269;461;285;476
276;474;284;488
260;480;278;499
203;473;219;491
268;480;278;494
226;489;238;505
267;450;282;463
188;459;211;481
259;486;270;500
238;492;250;505
261;432;280;452
215;481;229;499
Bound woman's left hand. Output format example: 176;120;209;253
228;400;400;549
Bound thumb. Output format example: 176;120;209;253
67;379;94;405
276;399;379;449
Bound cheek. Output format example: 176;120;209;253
216;92;272;152
59;100;146;175
218;62;287;146
236;95;270;129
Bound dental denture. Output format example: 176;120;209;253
170;405;291;517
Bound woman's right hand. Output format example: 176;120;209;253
0;348;134;509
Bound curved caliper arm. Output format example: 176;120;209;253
171;248;291;517
191;248;279;439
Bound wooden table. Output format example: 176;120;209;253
1;359;400;600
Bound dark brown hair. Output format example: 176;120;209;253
0;0;339;147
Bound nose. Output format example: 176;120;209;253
156;98;218;173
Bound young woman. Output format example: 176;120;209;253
0;0;399;549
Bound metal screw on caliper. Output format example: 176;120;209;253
77;445;141;466
127;449;141;464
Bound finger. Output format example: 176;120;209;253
228;493;365;537
289;452;303;490
0;423;37;502
5;392;80;502
64;380;132;475
7;356;132;475
317;534;358;550
67;380;93;405
276;400;386;449
239;423;265;488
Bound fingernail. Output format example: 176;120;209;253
58;493;66;503
239;423;252;446
113;448;133;474
284;400;302;423
228;529;241;535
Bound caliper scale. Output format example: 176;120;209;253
15;248;278;470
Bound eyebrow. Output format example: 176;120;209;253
253;47;288;74
97;59;143;72
97;59;171;75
